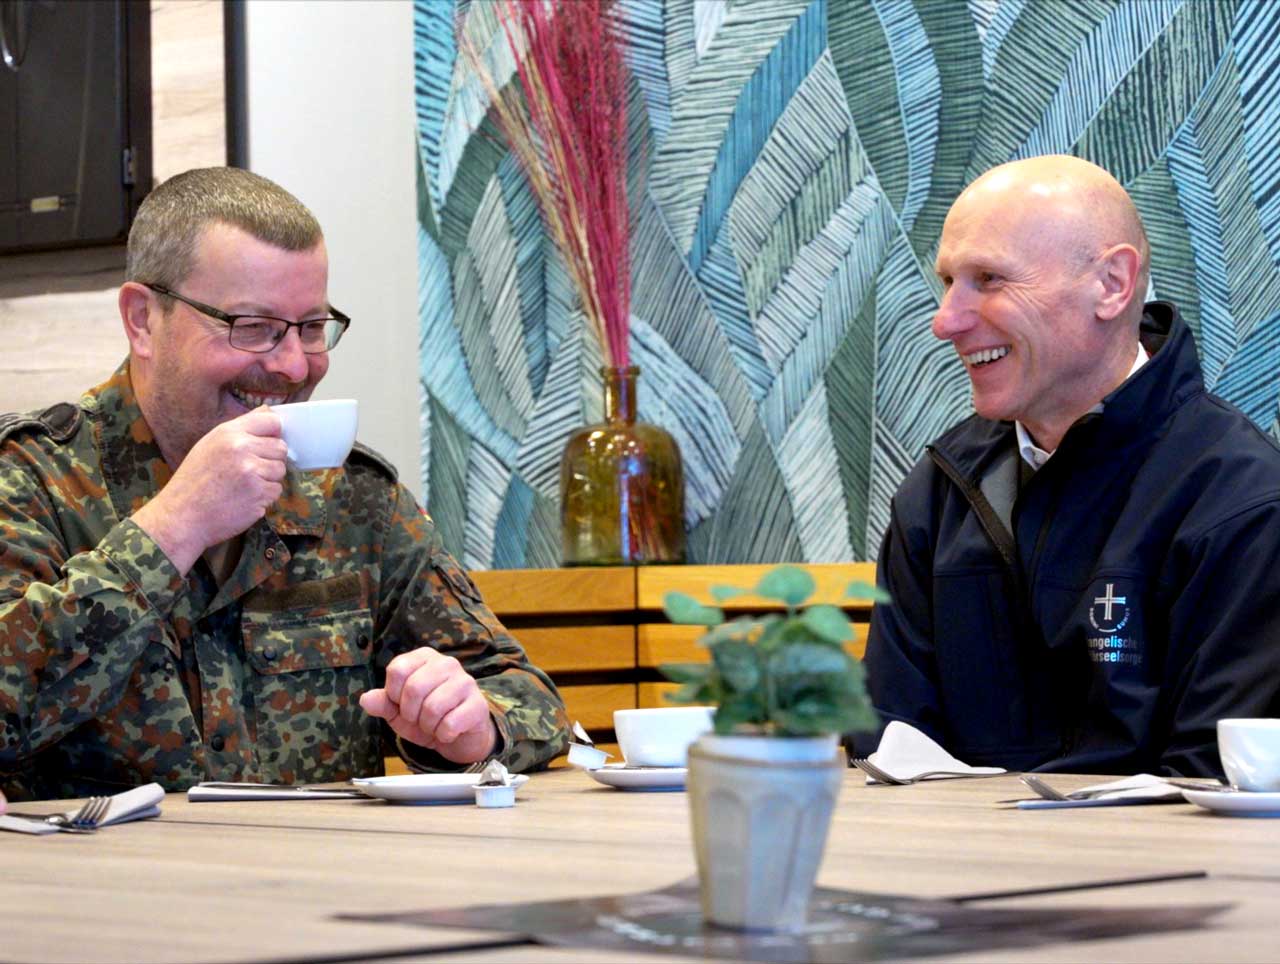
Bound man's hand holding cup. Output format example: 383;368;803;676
133;407;289;574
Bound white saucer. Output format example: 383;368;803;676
586;764;687;791
352;773;528;804
1183;787;1280;817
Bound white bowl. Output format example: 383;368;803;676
1218;718;1280;792
271;398;358;470
614;706;714;768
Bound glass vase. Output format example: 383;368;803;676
560;366;685;566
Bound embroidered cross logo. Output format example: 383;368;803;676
1093;583;1126;622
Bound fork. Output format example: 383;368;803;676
11;795;112;832
1019;773;1071;800
1019;772;1232;801
65;795;112;829
851;757;982;785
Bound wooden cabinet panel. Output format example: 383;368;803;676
638;681;682;709
637;622;870;665
636;562;877;610
471;566;634;615
382;755;412;776
636;625;707;667
512;625;634;672
560;682;637;730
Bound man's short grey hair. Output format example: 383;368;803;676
126;167;323;292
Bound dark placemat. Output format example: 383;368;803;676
338;876;1226;962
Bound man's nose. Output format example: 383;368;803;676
263;327;311;381
931;285;975;341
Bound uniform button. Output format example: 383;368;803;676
210;735;225;752
357;633;370;649
263;646;278;662
265;547;276;560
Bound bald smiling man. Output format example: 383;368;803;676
860;155;1280;778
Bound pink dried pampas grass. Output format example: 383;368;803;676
461;0;632;368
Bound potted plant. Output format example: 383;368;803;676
661;565;885;933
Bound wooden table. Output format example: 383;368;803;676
3;770;1277;963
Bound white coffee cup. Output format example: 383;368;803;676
271;399;358;470
1217;718;1280;792
614;706;714;768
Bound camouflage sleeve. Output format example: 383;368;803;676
0;463;187;776
372;482;569;772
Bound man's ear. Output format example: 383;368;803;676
119;282;158;358
1094;243;1141;321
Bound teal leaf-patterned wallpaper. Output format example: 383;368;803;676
414;0;1280;569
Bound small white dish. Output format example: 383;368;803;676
474;784;516;808
567;742;610;770
586;764;687;791
352;773;528;804
1183;787;1280;817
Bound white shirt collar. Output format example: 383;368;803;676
1016;342;1150;471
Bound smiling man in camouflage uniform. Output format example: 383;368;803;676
0;168;568;801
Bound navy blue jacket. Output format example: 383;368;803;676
862;303;1280;777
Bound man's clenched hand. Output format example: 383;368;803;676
359;648;498;765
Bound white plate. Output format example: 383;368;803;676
1183;787;1280;817
352;773;528;804
586;764;687;791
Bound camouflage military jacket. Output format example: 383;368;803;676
0;363;568;801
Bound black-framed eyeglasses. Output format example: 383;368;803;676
142;283;351;354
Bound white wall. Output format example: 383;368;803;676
243;0;421;500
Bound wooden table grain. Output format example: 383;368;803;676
2;770;1276;963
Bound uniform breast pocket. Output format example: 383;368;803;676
242;604;379;784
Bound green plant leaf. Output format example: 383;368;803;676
774;701;871;736
769;640;852;678
659;661;710;685
665;680;714;705
663;591;724;625
844;698;879;733
712;638;761;693
772;700;843;735
763;641;876;736
755;565;817;606
800;604;855;644
714;691;765;733
751;613;788;653
698;616;758;649
845;580;891;604
659;570;877;736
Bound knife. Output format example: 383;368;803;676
0;814;77;834
188;782;370;800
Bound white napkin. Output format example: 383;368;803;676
1014;773;1191;809
867;721;1006;782
0;781;164;834
100;782;165;824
